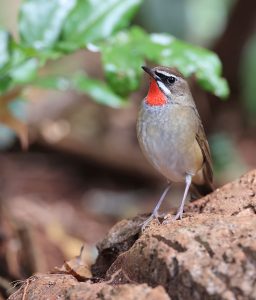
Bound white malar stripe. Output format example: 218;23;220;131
157;81;172;97
156;70;178;79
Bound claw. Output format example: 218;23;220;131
173;210;183;220
172;174;192;222
141;184;172;232
141;213;160;231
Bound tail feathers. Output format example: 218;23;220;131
190;181;214;201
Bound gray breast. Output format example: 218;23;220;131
137;102;198;182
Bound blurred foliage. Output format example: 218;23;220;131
135;0;187;39
209;133;247;183
241;34;256;124
0;0;229;147
185;0;235;46
136;0;235;47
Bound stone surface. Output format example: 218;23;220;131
92;215;143;278
8;170;256;300
8;274;170;300
105;215;256;299
67;282;170;300
187;169;256;216
8;274;78;300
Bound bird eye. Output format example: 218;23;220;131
167;76;176;84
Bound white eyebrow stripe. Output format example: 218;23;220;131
156;70;178;79
157;80;172;97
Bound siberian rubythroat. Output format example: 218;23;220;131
137;66;213;227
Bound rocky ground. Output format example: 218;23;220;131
8;169;256;300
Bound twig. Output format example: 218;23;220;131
21;279;30;300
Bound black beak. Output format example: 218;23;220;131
141;66;159;80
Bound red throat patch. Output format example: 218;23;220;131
145;79;167;106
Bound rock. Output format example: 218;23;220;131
8;274;170;300
8;274;78;300
93;170;256;300
8;170;256;300
92;215;143;277
67;282;170;300
187;169;256;216
104;215;256;299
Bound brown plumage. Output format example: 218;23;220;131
192;108;214;197
137;66;214;227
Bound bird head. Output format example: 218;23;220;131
142;66;191;106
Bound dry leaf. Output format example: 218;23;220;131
54;246;92;281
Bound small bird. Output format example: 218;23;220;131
137;66;213;228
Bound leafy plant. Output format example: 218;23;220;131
0;0;229;148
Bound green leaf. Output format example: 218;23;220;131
31;74;125;108
9;58;39;83
99;27;229;99
0;75;13;94
150;37;229;99
0;42;35;94
72;74;125;107
19;0;77;50
61;0;143;48
100;30;144;96
0;29;11;69
31;75;71;91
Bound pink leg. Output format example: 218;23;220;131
173;174;192;220
141;184;172;231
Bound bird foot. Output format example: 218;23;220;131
162;210;183;224
141;212;164;231
173;210;183;220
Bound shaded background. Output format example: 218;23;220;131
0;0;256;297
